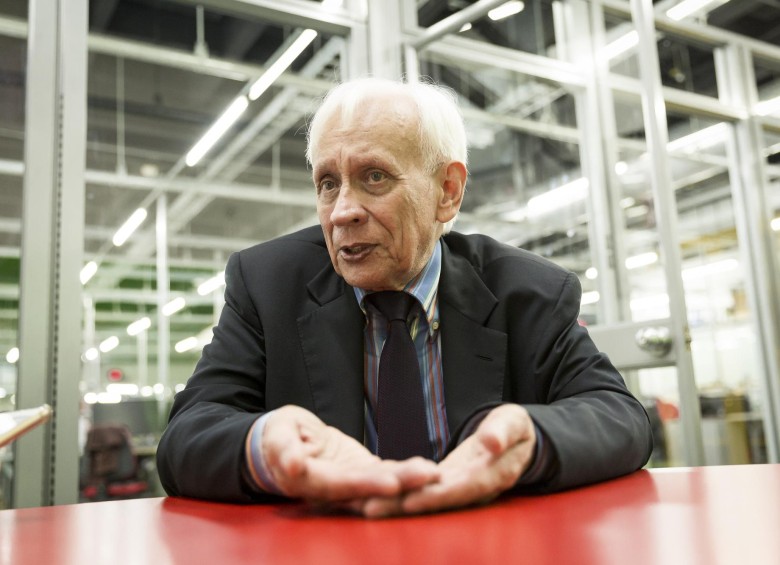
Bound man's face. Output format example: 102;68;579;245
312;97;456;291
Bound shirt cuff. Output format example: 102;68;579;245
244;411;285;496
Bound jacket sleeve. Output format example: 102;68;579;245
156;251;270;502
521;272;654;492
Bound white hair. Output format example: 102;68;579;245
305;78;468;232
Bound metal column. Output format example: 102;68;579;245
14;0;88;507
716;44;780;462
630;0;705;465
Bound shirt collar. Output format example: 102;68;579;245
354;240;441;325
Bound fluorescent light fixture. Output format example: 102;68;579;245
140;386;154;397
127;316;151;336
96;392;122;404
112;208;148;246
186;95;249;167
625;251;658;270
666;0;717;21
667;122;727;154
80;261;98;285
755;95;780;117
603;30;638;61
175;336;199;353
84;347;99;361
162;297;186;316
99;336;119;353
106;383;139;396
197;271;226;296
614;161;629;176
84;392;98;404
5;347;19;364
489;1;524;20
527;177;589;218
249;29;318;101
630;293;670;312
585;267;598;280
682;258;739;281
153;383;165;395
772;217;780;231
581;291;600;305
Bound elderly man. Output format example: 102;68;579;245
157;77;652;517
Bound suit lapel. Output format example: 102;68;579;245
297;264;365;442
439;239;508;435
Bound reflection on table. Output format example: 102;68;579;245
1;464;778;565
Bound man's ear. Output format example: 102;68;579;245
436;161;467;224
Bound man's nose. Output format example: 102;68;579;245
330;185;368;226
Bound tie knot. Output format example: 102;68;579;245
367;291;416;323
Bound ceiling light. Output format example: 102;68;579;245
83;392;98;404
5;347;19;364
459;22;472;32
175;336;199;353
84;347;99;361
96;392;122;404
127;316;151;336
80;261;98;285
603;30;638;61
585;267;598;280
581;291;600;305
630;293;670;312
755;95;780;117
249;29;318;101
666;0;717;21
106;383;139;396
112;208;148;246
197;271;226;296
186;95;249;167
667;122;727;154
682;258;739;281
614;161;629;175
488;1;525;21
527;177;589;218
162;297;186;317
320;0;343;8
99;336;119;353
772;217;780;231
625;251;658;270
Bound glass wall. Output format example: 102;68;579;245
5;0;780;505
77;0;346;500
0;0;28;509
409;0;780;468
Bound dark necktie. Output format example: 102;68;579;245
366;291;431;460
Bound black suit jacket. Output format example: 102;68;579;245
157;226;652;502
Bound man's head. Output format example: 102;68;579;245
306;78;468;291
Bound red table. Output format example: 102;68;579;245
1;464;778;565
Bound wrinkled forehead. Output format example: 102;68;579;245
310;93;420;161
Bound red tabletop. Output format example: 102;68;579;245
1;464;778;565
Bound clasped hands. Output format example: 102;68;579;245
259;404;536;518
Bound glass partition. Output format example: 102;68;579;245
80;0;343;500
0;1;27;509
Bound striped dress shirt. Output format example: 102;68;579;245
354;240;449;461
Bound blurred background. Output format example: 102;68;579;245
1;0;779;507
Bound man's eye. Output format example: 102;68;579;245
318;179;336;192
367;171;386;183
